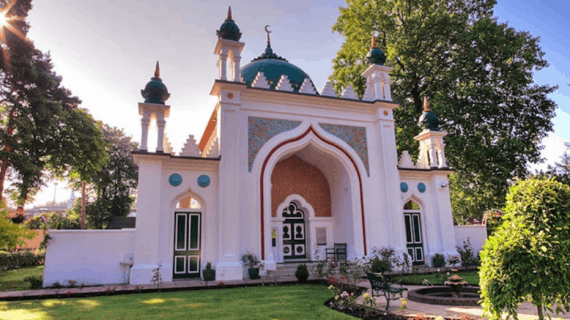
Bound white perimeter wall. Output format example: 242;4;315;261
454;225;487;256
43;229;135;287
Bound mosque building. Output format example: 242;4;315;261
43;8;483;286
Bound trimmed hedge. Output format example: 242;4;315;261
0;250;45;270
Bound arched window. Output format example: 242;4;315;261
176;196;201;209
403;200;424;265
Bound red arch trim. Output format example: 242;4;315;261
260;126;367;259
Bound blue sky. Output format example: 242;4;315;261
20;0;570;205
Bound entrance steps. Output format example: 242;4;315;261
263;261;319;278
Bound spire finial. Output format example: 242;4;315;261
423;96;430;112
371;34;376;49
264;25;272;43
227;6;232;20
154;61;160;78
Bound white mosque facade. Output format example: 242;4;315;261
43;9;486;286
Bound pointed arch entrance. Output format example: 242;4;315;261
258;125;368;260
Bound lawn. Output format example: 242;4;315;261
0;266;44;292
396;270;479;286
0;284;356;319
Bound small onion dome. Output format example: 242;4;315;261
216;7;242;41
418;97;440;131
141;61;170;105
366;35;386;66
240;29;317;93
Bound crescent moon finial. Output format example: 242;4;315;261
264;25;272;42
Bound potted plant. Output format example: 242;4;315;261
241;252;262;279
202;262;216;281
432;253;445;267
295;264;309;283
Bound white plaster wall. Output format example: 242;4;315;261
399;174;457;265
156;164;219;283
43;230;135;287
454;225;487;256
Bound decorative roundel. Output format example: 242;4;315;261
418;182;427;193
169;173;182;186
296;246;303;253
400;182;409;193
383;110;389;116
283;247;290;254
197;175;211;188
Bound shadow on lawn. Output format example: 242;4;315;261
0;284;350;320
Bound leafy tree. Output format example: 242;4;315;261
331;0;557;221
69;125;138;229
479;178;570;319
0;200;34;250
0;0;108;210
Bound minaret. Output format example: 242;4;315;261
214;7;245;82
415;97;448;168
138;61;171;152
361;34;392;101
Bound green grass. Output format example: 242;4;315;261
396;270;479;286
0;266;44;292
0;284;355;319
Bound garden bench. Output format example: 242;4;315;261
366;272;408;310
325;243;347;263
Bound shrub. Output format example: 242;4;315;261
456;238;476;267
240;252;261;268
480;178;570;319
23;212;80;230
24;275;43;289
0;250;45;270
447;254;460;267
370;256;389;273
295;264;309;283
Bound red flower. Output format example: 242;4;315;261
340;276;346;281
328;276;336;284
67;292;72;296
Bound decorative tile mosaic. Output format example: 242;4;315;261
248;117;301;171
319;123;370;176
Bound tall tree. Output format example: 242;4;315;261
331;0;557;222
0;0;107;209
69;124;138;229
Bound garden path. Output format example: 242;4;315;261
358;283;570;320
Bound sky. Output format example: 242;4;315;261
17;0;570;207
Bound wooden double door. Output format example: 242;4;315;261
173;212;201;279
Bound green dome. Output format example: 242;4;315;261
141;62;170;105
216;7;241;41
418;110;440;131
366;47;386;65
240;42;317;93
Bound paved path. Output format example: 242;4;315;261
357;282;570;319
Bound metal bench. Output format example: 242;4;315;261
325;243;347;263
366;272;408;310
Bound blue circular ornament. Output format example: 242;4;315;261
169;173;182;186
400;182;408;193
198;175;210;188
418;182;426;193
